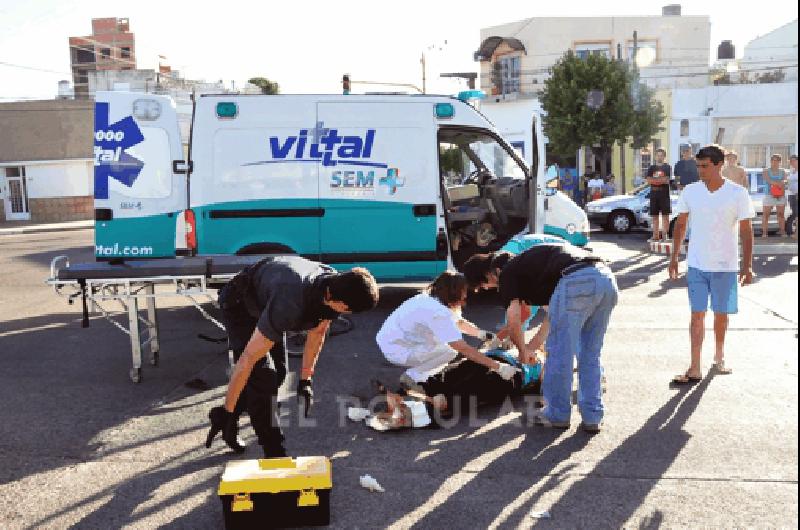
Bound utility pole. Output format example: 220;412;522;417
629;30;641;194
421;41;447;95
618;42;626;193
632;30;640;109
421;53;426;94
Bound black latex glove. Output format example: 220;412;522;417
298;379;313;417
206;406;245;453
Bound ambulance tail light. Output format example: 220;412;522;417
185;209;197;252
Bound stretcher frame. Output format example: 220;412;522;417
47;255;232;383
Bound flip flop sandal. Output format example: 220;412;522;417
711;361;733;375
672;372;702;385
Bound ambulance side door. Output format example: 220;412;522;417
316;102;445;281
190;97;321;257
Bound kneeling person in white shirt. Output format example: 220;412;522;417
376;271;519;410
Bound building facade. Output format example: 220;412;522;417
476;7;710;98
670;82;798;171
475;6;710;193
740;19;798;83
0;100;93;222
69;18;136;99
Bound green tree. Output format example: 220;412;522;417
541;51;664;176
439;145;463;175
248;77;280;94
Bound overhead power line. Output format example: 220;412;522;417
0;60;71;76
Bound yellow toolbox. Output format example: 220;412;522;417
218;456;332;529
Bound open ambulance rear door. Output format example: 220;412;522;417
93;92;187;259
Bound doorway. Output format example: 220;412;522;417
3;167;30;221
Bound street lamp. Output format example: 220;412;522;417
421;41;447;94
586;90;604;110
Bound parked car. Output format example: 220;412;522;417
586;184;678;234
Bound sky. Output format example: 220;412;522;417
0;0;797;101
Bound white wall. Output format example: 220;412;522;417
670;82;798;164
673;82;797;119
741;20;798;82
23;160;93;198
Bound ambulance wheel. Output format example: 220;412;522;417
130;367;142;383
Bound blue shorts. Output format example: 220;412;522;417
687;267;738;314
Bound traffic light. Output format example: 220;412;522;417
342;74;350;95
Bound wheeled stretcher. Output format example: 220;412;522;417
46;255;274;383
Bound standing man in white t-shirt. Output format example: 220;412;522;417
668;144;755;384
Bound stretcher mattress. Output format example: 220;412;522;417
55;255;279;281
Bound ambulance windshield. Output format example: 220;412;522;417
438;129;526;186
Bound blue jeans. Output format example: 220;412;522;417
543;264;618;425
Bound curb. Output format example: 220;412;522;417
648;240;798;256
648;241;687;255
0;222;93;236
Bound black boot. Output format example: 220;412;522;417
206;406;246;453
262;444;288;458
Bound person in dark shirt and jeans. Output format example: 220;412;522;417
674;146;699;191
206;256;379;457
647;148;673;242
463;243;618;433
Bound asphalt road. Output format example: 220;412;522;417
0;229;797;529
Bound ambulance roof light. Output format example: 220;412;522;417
216;102;238;119
435;103;455;119
457;90;487;102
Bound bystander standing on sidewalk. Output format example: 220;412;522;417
588;174;605;202
786;155;798;239
646;148;673;242
722;150;749;189
674;146;699;191
668;145;755;384
603;174;617;197
579;166;595;207
762;154;788;238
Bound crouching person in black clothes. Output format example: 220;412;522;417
463;243;617;433
206;256;379;457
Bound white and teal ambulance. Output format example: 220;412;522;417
93;91;588;282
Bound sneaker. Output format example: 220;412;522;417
580;422;602;434
532;410;570;429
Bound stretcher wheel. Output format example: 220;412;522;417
150;351;159;366
130;367;142;383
